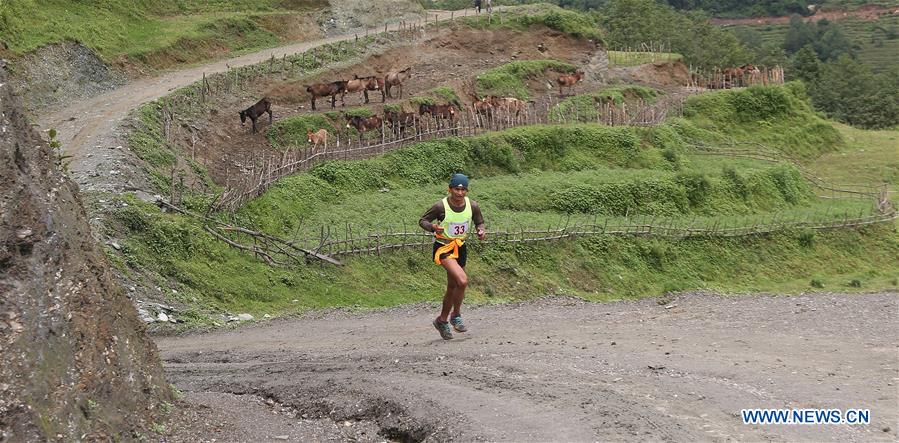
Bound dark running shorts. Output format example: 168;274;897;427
433;242;467;268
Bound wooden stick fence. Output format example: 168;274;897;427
163;197;896;267
686;66;785;90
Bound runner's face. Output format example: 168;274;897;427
449;187;467;200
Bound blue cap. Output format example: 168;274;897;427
449;173;469;189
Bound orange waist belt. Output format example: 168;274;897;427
433;236;464;265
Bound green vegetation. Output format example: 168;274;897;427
113;83;898;326
549;85;659;121
599;0;751;67
679;82;845;159
0;0;327;69
806;123;899;193
408;87;463;107
660;0;814;18
267;114;338;150
732;16;899;129
111;193;896;326
734;15;899;73
455;4;605;42
475;60;578;100
607;50;682;66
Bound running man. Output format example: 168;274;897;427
419;173;486;340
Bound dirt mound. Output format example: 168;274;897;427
10;41;126;113
627;60;691;88
0;68;170;440
324;0;426;35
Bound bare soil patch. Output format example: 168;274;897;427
156;291;899;442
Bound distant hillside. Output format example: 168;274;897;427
730;14;899;73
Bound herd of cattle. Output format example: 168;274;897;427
237;67;590;144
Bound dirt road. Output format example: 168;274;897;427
157;291;898;442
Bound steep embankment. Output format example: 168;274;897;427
0;68;171;439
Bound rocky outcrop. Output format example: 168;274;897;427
0;68;170;440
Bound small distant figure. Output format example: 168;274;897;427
306;128;329;151
486;0;493;14
556;71;584;96
474;0;481;14
239;97;272;134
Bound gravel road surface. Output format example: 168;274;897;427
157;291;899;442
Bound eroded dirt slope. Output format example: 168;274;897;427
0;68;170;440
157;292;898;442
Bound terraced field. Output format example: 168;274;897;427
729;15;899;72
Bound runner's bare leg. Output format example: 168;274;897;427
439;258;467;321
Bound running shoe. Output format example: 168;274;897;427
450;315;468;333
433;319;453;340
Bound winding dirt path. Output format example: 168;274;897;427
156;292;898;441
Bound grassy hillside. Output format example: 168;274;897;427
806;122;899;195
109;84;898;327
729;15;899;73
0;0;326;69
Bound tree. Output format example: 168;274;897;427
813;21;856;61
756;41;789;68
783;14;815;54
810;55;899;129
791;44;821;83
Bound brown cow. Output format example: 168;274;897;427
556;71;584;96
384;109;416;135
239;97;273;133
306;81;345;110
472;97;494;127
345;114;383;141
385;67;412;99
344;75;380;105
355;74;385;103
306;128;329;151
489;96;527;119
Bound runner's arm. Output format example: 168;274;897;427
419;202;445;232
471;200;486;239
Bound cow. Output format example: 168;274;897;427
306;128;329;151
306;81;345;110
344;75;380;105
384;67;412;99
556;71;584;96
489;96;527;119
345;114;383;142
239;97;273;133
384;109;416;135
